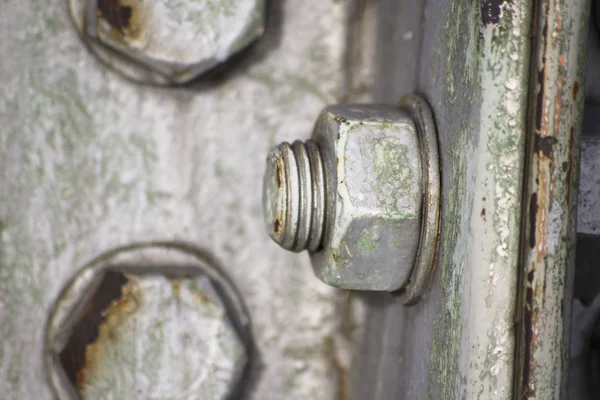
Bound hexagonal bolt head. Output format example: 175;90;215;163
69;0;265;83
46;245;251;400
264;104;424;291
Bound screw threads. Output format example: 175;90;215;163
263;140;326;253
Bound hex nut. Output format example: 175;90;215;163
263;98;440;296
308;104;423;291
68;0;265;84
45;244;251;400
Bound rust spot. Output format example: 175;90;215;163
529;193;538;249
172;281;181;292
320;336;349;400
332;252;339;262
276;164;282;188
522;268;536;398
480;0;505;26
273;219;281;234
59;271;129;389
97;0;133;34
534;134;558;158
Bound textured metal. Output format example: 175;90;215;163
399;94;440;304
0;1;367;399
354;1;535;398
577;135;600;235
514;1;590;399
46;244;250;400
265;104;424;291
68;0;265;84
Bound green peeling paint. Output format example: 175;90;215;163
428;127;473;400
372;137;412;189
356;228;379;255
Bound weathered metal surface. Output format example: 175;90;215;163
0;0;369;398
45;244;250;400
307;104;423;291
514;1;590;399
68;0;265;84
427;2;532;397
354;1;535;398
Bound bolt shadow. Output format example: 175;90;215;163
187;0;285;92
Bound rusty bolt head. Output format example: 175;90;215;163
69;0;265;84
46;244;251;400
264;104;424;291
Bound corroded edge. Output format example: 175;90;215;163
514;0;591;398
44;242;254;400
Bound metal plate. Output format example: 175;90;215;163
0;1;371;398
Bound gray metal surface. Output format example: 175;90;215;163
578;136;600;235
68;0;265;84
0;1;369;398
355;0;534;398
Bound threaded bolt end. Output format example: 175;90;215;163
263;140;326;253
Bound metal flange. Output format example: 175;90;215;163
399;94;441;304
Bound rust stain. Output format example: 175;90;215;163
188;284;212;305
480;0;506;26
322;336;349;400
552;8;563;46
518;1;582;397
528;194;538;249
172;281;181;292
534;134;558;158
523;268;536;397
553;84;564;138
59;271;132;389
80;277;139;387
97;0;144;39
97;0;133;34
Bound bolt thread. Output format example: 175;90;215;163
266;140;326;253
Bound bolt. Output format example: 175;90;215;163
262;96;440;300
45;243;252;399
68;0;266;84
263;140;326;253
